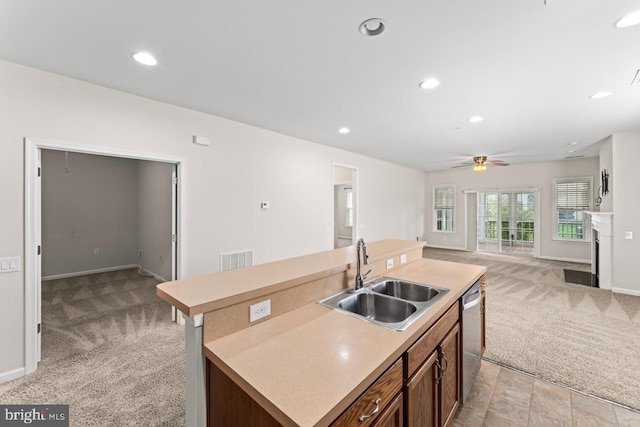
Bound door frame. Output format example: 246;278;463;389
24;137;187;375
332;163;359;248
463;188;540;258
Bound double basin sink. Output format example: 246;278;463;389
318;277;449;331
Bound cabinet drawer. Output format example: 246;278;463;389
332;358;403;427
405;301;459;378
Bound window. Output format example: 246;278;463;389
345;188;353;227
553;177;592;241
433;185;455;232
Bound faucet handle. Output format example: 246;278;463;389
362;269;372;280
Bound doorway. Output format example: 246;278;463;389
333;164;358;248
476;192;536;256
24;138;186;375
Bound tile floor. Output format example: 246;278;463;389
453;360;640;427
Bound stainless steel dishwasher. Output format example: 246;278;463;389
462;281;482;403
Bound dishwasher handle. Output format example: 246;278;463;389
462;286;481;310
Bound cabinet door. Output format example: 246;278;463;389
480;289;486;356
373;393;403;427
439;324;460;427
404;350;438;427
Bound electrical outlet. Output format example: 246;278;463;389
94;248;100;255
400;254;407;264
249;299;271;322
386;258;394;269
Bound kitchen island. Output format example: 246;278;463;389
157;240;486;426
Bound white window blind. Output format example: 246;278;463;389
555;180;591;210
434;187;455;209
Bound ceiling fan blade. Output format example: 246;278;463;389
487;160;509;166
451;164;472;169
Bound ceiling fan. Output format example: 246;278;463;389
452;156;509;172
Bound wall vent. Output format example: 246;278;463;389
220;250;254;272
631;69;640;86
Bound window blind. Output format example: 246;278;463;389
555;180;591;210
434;187;455;209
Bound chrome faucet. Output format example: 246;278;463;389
354;238;372;290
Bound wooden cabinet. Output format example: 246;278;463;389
207;295;470;427
207;361;281;427
372;393;403;427
439;324;460;427
403;304;461;427
332;359;403;427
480;275;486;356
404;350;438;427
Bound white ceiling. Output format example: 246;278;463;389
1;0;638;171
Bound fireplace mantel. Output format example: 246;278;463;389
586;212;613;290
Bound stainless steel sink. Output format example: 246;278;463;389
338;293;417;323
370;279;441;302
318;277;449;331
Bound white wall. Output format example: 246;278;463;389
611;132;640;294
0;59;426;376
425;158;599;261
41;151;139;277
137;160;174;281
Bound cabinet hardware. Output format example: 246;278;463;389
441;351;449;374
358;397;381;422
435;359;443;384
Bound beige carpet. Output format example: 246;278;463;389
424;247;640;411
0;268;185;426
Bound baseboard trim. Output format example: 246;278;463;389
137;265;169;283
612;287;640;296
0;367;25;384
42;264;139;281
424;245;470;252
538;256;591;264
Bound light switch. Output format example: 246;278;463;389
625;231;633;240
0;257;20;273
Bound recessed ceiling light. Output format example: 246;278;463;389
419;78;440;90
568;141;580;146
338;127;350;134
590;91;613;99
615;10;640;28
567;149;577;154
469;116;484;123
359;18;386;36
132;52;157;66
